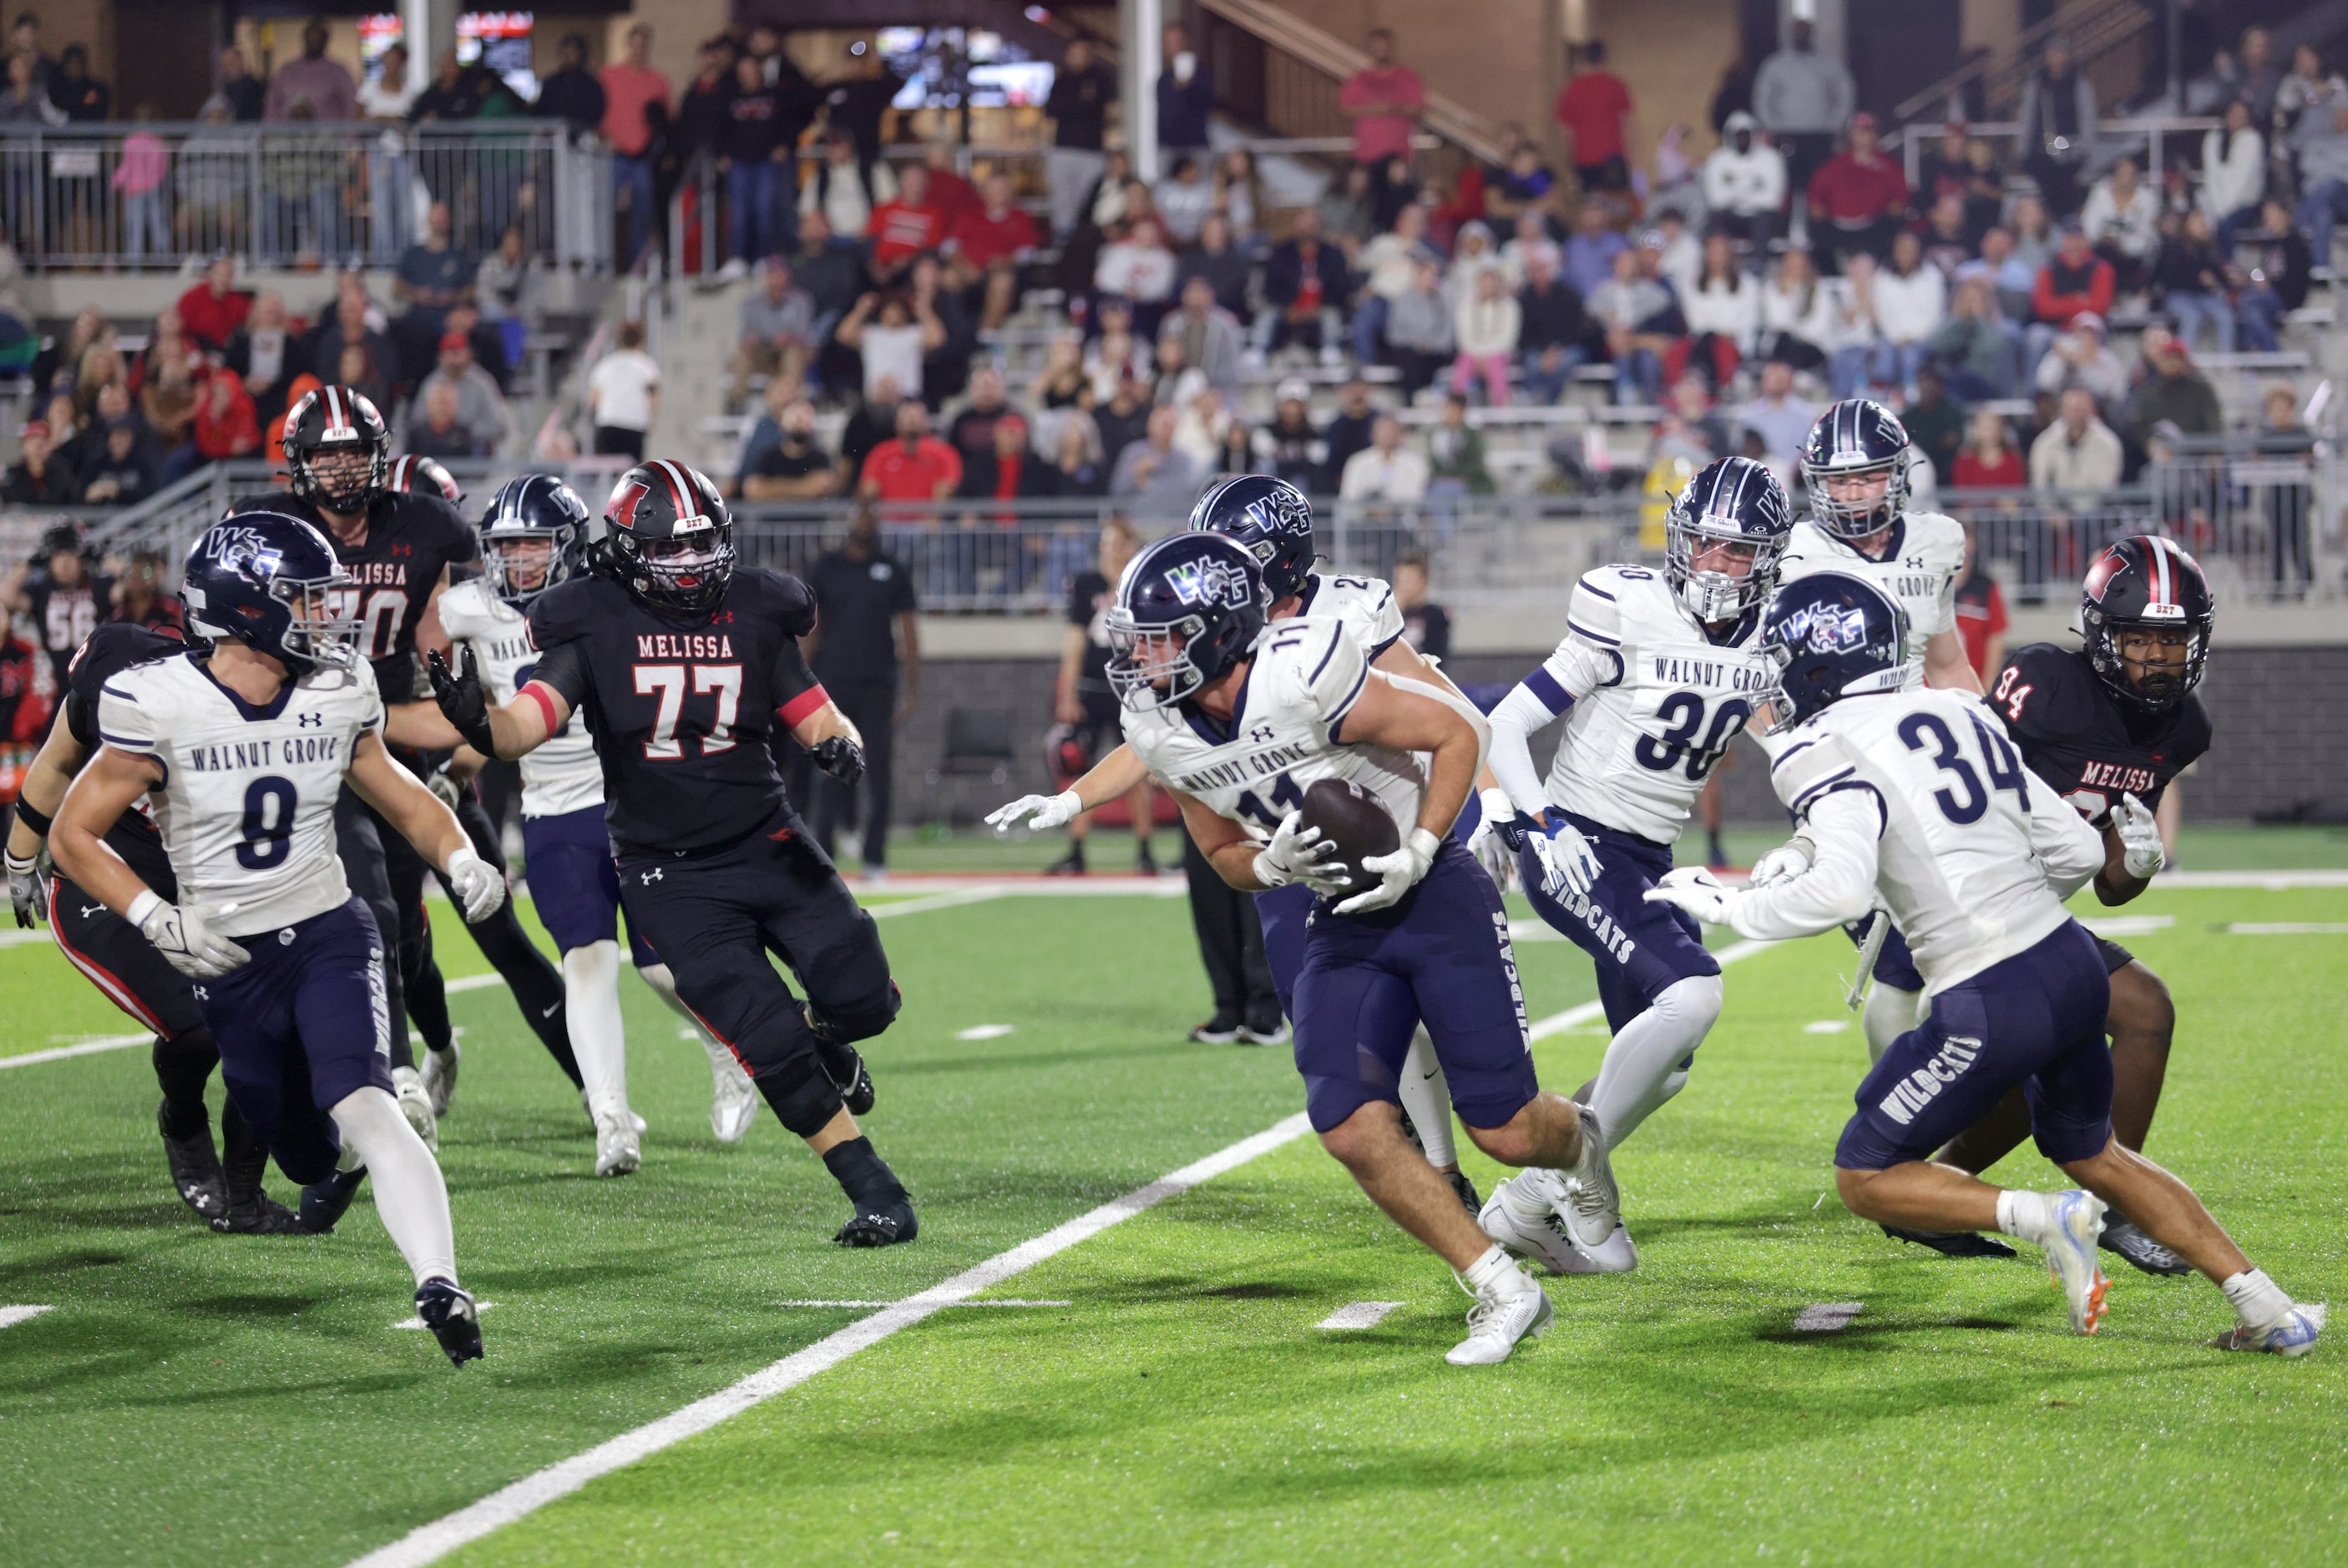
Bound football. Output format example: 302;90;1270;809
1298;776;1401;893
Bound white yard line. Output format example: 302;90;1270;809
768;1298;1071;1309
0;1305;55;1330
1316;1301;1404;1330
345;1111;1315;1568
2224;923;2348;935
1791;1302;1865;1333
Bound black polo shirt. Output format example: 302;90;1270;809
807;545;917;686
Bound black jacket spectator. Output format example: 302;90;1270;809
793;232;867;322
1046;59;1116;151
1263;239;1350;316
721;78;786;164
2240;220;2310;311
49;48;107;121
677;68;734;163
1519;273;1588;354
1175;233;1252;319
3;453;78;504
535;60;607;136
1322;405;1379;493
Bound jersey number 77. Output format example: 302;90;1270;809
633;661;742;759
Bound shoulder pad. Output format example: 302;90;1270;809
67;621;182;700
1260;616;1366;725
1568;565;1659;647
526;577;599;649
1992;643;2095;738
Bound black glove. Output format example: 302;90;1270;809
1492;811;1546;855
812;735;866;787
427;645;498;758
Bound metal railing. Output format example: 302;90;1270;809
1886;114;2221;189
0;122;612;272
1893;0;2151;122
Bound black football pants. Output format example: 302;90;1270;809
808;678;896;870
1182;827;1278;1028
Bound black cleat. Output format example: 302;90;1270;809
804;1004;878;1115
415;1277;483;1366
296;1168;367;1234
1187;1016;1242;1044
2100;1218;2192;1276
159;1101;227;1223
1881;1224;2018;1259
1445;1168;1483;1218
834;1199;918;1247
214;1192;302;1234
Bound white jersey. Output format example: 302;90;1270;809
436;579;604;818
1778;511;1966;689
1764;688;2103;993
1122;616;1425;847
97;651;384;939
1291;569;1405;660
1527;565;1777;844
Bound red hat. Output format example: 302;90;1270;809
20;417;48;439
438;330;468;353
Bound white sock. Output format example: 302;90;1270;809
331;1086;458;1288
639;961;749;1088
1397;1028;1459;1169
1462;1243;1523;1294
1590;974;1723;1149
1996;1188;2053;1245
2222;1267;2290;1327
562;941;629;1114
1864;984;1925;1065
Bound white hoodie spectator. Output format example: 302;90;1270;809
1338;416;1430;501
1683;240;1761;353
2080;164;2160;264
1702;111;1787;220
1759;253;1839;357
1497;211;1562;288
2201;109;2265;224
1872;243;1947;349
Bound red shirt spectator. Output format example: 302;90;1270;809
1952;446;2026;488
193;370;261;461
2032;227;2118;326
870;198;947;271
1554;48;1632;171
949;201;1038;271
1807;148;1909;224
860;432;963;501
1340;32;1425;165
1953;568;2009;678
599;34;671;158
177;262;251;352
923;160;979;234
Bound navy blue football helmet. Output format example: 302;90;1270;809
1106;531;1269;711
1799;398;1911;540
180;510;357;675
1755;570;1909;731
1188;473;1316;600
480;473;591;609
1665;456;1794;622
598;459;735;614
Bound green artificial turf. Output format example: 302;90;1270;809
0;873;2340;1566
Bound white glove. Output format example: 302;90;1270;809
129;889;250;978
1531;817;1602;903
1337;827;1443;915
986;791;1081;835
1251;809;1350;893
2115;792;2165;880
444;846;508;923
1748;836;1815;888
1465;788;1518;891
8;850;45;929
1643;866;1738;927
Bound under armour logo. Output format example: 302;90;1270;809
392;543;413;557
640;867;664;884
298;711;322;728
192;985;209;999
1250;725;1277;743
80;903;104;919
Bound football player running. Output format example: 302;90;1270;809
388;474;757;1174
988;476;1488;1211
1106;530;1611;1365
1648;573;2321;1355
1476;457;1789;1276
426;461;917;1246
48;512;499;1366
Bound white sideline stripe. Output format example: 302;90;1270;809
865;888;1010;919
0;1034;149;1069
0;1304;55;1329
344;1110;1315;1568
955;1024;1015;1040
1525;938;1775;1043
2224;923;2348;934
393;1302;498;1330
1803;1019;1851;1034
769;1298;1071;1309
1317;1301;1404;1330
2080;914;2177;937
0;928;54;948
1792;1301;1864;1333
2160;870;2348;888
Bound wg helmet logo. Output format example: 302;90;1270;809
1164;557;1252;609
202;526;284;580
1784;603;1871;653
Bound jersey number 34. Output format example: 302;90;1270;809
1899;711;2030;825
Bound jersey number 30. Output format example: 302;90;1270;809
633;663;742;759
1635;691;1750;781
1898;712;2029;825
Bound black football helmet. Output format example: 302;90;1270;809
387;453;465;504
1799;398;1911;540
1665;456;1794;622
1106;531;1269;711
480;473;592;609
596;459;736;614
1755;570;1909;731
1187;473;1316;600
2081;534;2214;711
281;385;392;514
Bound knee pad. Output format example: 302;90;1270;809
1657;974;1724;1034
754;1055;845;1139
809;978;902;1045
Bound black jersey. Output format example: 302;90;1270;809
22;569;113;691
527;567;824;854
234;489;478;708
1989;642;2213;827
62;620;184;893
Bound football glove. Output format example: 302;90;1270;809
986;791;1081;834
443;846;507;923
1748;835;1815;888
1252;810;1350;893
1642;866;1737;927
426;646;498;758
812;735;865;787
129;889;250;978
426;767;464;814
2115;792;2165;881
1530;816;1602;903
1336;827;1443;915
1464;788;1519;890
8;849;47;928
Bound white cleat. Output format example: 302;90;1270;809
1558;1102;1637;1273
2042;1189;2111;1335
2213;1302;2325;1357
420;1044;460;1117
579;1088;646;1136
391;1065;439;1153
592;1103;642;1177
705;1040;758;1144
1446;1262;1554;1366
1479;1170;1581;1276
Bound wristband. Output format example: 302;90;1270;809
13;798;52;836
127;888;163;929
4;850;36;874
519;681;562;736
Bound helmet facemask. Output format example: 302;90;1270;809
1802;454;1908;541
294;437;387;515
483;531;570;609
1106;608;1215;711
1666;508;1783;622
270;567;360;673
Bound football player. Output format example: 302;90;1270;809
1648;572;2321;1356
1905;536;2214;1276
988;475;1488;1211
425;460;917;1246
389;474;757;1175
1476;456;1793;1275
1106;529;1612;1366
8;619;300;1232
3;521;111;695
48;512;502;1366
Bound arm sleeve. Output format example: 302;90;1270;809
524;640;590;707
1486;676;1565;821
770;634;826;727
2029;774;2106;901
1728;787;1883;940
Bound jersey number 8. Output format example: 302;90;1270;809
235;776;298;870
